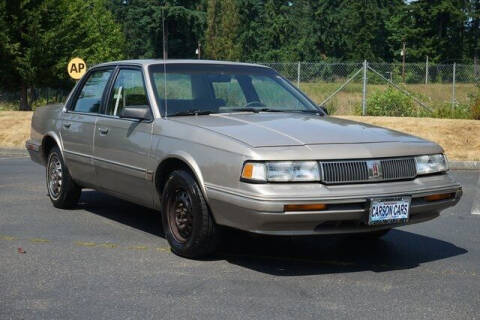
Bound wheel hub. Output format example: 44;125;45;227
47;155;63;199
170;190;193;242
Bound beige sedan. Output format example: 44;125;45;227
26;60;462;258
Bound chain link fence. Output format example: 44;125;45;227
2;62;479;117
261;62;480;117
0;87;70;110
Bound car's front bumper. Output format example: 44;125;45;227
206;173;462;235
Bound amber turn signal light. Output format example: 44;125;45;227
424;193;453;202
242;163;254;179
284;204;327;212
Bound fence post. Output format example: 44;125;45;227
452;62;456;111
297;62;301;88
425;56;429;85
362;60;367;116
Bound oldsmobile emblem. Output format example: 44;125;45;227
367;160;383;180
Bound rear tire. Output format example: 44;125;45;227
161;169;219;258
46;146;81;209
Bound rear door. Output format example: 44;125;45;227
93;66;154;207
61;68;114;187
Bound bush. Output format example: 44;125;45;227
424;103;471;119
470;90;480;120
358;87;416;116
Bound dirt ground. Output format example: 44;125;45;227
0;111;478;161
0;111;33;149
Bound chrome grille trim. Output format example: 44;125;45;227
381;158;416;180
320;157;417;184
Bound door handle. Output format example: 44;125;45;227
98;127;109;135
63;122;71;129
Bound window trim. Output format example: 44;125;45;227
101;65;154;122
65;66;116;114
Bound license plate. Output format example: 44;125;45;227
368;197;411;225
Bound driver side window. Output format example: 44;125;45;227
72;69;112;113
106;69;148;116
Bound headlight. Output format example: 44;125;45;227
415;154;448;175
241;161;320;182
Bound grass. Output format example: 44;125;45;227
300;82;478;115
340;116;480;161
1;110;479;161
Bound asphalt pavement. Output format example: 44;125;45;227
1;157;479;320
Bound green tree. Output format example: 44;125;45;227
0;0;60;110
0;0;125;110
315;0;404;61
387;0;467;63
53;0;125;82
109;0;206;59
465;0;480;63
253;0;317;62
205;0;241;60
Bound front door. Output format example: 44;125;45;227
93;67;154;207
61;68;113;187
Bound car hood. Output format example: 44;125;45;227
171;113;428;147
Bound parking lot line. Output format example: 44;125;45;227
472;175;480;215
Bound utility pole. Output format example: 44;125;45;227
402;41;406;83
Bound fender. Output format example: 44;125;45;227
158;151;208;201
41;131;64;164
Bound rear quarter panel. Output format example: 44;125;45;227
30;104;64;159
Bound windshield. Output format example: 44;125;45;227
149;64;320;116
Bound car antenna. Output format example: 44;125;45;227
162;6;168;119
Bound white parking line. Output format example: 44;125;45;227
472;174;480;215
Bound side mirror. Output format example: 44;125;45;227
318;105;328;115
119;106;152;121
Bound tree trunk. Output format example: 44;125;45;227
19;83;31;111
29;86;35;107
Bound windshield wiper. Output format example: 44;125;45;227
289;109;325;115
230;108;325;115
230;107;284;113
169;109;214;117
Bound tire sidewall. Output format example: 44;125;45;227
46;146;79;208
161;170;210;256
46;148;63;203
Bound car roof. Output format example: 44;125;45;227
94;59;270;69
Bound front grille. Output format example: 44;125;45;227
381;158;416;180
320;161;368;184
320;157;416;184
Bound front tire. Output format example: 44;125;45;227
46;146;81;209
161;170;219;258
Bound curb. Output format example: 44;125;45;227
0;148;479;170
0;148;28;158
449;161;480;170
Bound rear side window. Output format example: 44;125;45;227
106;69;148;116
72;69;112;113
